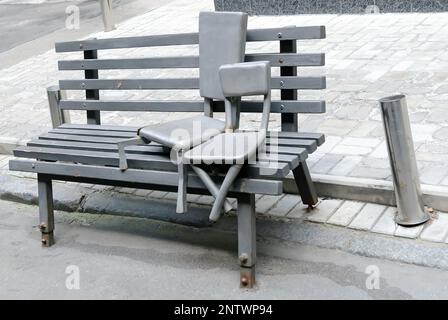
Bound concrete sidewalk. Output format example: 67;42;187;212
1;0;448;188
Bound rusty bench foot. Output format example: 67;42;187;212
240;266;255;288
41;232;55;247
237;194;256;289
38;174;55;247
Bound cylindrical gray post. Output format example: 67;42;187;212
379;94;429;226
100;0;116;32
47;86;70;128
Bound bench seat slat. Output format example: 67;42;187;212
55;26;325;52
29;137;308;163
13;146;291;178
42;130;317;152
58;53;324;70
57;124;325;146
27;138;301;169
9;160;283;196
59;76;326;91
58;100;326;114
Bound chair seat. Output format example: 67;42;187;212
184;131;265;164
138;115;225;150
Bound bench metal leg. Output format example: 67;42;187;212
191;165;233;213
293;160;318;207
237;193;256;288
38;174;55;247
209;164;243;222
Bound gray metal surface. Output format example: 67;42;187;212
58;76;326;90
58;53;324;70
37;174;54;247
138;115;225;150
58;99;326;113
379;95;430;226
84;48;101;125
9;160;283;196
57;123;325;145
54;25;325;52
219;61;270;97
237;193;256;288
191;165;234;212
14;145;290;179
280;37;319;207
199;11;247;100
47;86;70;128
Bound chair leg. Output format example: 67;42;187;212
191;165;233;213
209;164;243;222
237;193;256;288
38;174;55;247
117;137;146;171
176;151;188;214
293;160;318;207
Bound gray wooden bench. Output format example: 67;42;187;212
9;23;326;288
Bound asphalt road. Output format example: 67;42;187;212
1;199;448;299
1;0;129;53
0;0;172;67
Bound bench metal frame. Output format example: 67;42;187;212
10;23;326;288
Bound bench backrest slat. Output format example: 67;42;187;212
55;26;325;52
59;76;326;91
58;100;325;114
58;53;324;70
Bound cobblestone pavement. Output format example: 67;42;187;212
1;0;448;186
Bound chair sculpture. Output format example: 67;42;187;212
185;61;271;221
117;11;248;214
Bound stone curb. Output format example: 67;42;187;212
2;173;448;270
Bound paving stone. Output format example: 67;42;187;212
327;201;365;226
149;191;169;199
331;145;372;156
329;156;363;176
286;202;307;219
311;154;344;174
420;165;448;185
420;213;448;242
371;207;398;235
349;203;387;231
268;194;301;217
256;195;283;214
306;198;343;223
395;224;424;239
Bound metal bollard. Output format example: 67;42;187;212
100;0;116;32
47;86;70;128
379;94;430;226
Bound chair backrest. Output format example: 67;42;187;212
199;11;248;101
55;17;326;132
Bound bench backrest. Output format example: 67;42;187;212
55;20;326;132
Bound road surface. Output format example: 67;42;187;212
1;199;448;299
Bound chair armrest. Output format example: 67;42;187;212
218;61;270;98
